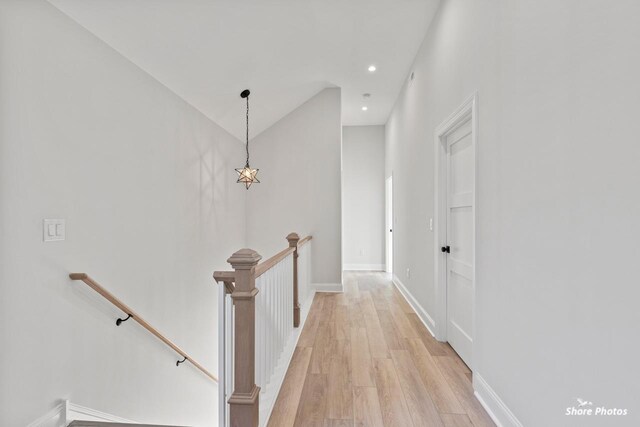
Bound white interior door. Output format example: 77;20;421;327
385;176;393;273
444;118;474;368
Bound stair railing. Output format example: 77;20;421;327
214;233;313;427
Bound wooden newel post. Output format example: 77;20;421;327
287;232;301;327
227;248;262;427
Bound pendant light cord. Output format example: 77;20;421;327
245;94;250;168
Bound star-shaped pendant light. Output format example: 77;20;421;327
235;164;259;189
236;89;260;189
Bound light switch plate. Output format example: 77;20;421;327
43;219;65;242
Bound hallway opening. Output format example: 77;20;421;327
342;125;386;272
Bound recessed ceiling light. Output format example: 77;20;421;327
368;65;376;72
362;106;368;111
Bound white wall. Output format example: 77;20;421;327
342;126;385;271
246;89;342;287
0;1;246;425
386;0;640;426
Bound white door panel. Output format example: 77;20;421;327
445;118;474;368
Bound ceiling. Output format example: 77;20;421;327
49;0;440;141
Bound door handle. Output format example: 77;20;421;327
441;246;450;253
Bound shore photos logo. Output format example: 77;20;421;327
566;398;628;417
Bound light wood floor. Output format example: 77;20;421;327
267;272;495;427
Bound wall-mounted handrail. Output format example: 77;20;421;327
68;273;218;383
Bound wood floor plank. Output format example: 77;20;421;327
343;275;359;296
333;304;350;341
373;358;414;427
440;414;474;427
348;296;366;328
351;327;375;387
326;339;353;420
391;350;444;427
377;310;407;350
387;302;418;339
320;293;337;320
406;313;457;357
268;347;313;427
294;374;328;427
363;311;390;359
405;338;465;414
390;287;415;314
298;314;321;348
336;291;349;306
359;291;378;318
309;320;335;374
324;420;353;427
371;292;389;311
310;293;327;316
434;356;495;427
353;387;385;427
449;352;472;375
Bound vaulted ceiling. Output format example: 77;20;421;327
49;0;440;140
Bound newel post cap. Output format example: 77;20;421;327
286;232;300;247
227;248;262;269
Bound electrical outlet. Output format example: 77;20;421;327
429;218;434;232
406;268;411;279
359;249;364;256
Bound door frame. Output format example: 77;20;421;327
385;174;393;273
433;93;478;363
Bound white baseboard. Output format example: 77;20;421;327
473;374;523;427
28;400;135;427
343;264;385;271
314;282;343;292
391;274;437;336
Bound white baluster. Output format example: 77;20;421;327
262;278;266;389
269;270;274;383
218;284;226;427
266;273;271;387
256;278;263;390
228;296;234;426
279;261;283;355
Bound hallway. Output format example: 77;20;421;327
268;272;494;427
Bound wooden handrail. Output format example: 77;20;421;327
214;271;236;282
69;273;218;383
255;247;295;278
298;235;313;248
214;235;312;285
